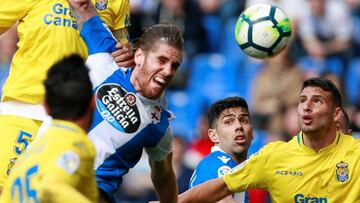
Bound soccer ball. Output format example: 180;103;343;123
235;4;292;59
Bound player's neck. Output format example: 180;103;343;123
130;72;142;96
69;110;93;132
232;152;247;164
302;125;338;153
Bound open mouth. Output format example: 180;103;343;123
234;135;247;145
153;76;167;87
302;115;313;125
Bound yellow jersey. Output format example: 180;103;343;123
0;0;130;104
0;120;97;203
224;132;360;203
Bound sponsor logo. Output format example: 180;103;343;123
43;3;78;29
57;151;80;175
336;161;349;182
217;166;232;177
275;170;303;176
294;194;328;203
96;84;140;133
95;0;107;11
217;155;231;164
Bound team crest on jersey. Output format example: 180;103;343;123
96;83;141;133
95;0;107;11
150;105;162;124
336;161;349;182
217;166;232;177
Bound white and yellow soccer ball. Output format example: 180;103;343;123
235;4;292;59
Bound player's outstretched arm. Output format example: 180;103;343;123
178;178;232;203
149;152;178;203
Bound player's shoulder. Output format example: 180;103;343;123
257;140;290;154
247;139;294;162
197;149;233;168
44;122;95;157
339;133;360;151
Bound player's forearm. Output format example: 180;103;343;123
67;0;97;29
179;178;232;203
150;153;178;203
112;28;129;44
153;171;178;203
216;195;238;203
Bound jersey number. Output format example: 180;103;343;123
14;130;33;155
11;165;39;203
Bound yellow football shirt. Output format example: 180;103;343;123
224;132;360;203
0;0;130;104
0;120;97;203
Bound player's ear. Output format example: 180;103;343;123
208;128;219;143
43;101;51;116
89;95;96;112
134;48;144;66
334;107;342;123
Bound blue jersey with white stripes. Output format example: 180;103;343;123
189;146;248;202
80;16;174;198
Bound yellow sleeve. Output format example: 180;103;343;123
223;143;277;192
96;0;130;31
112;0;130;31
39;142;97;203
0;0;36;33
38;183;93;203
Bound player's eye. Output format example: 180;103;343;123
299;97;306;104
313;97;322;104
240;117;250;124
224;119;233;125
158;57;167;64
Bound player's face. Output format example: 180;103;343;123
211;107;253;160
132;42;182;99
298;86;336;135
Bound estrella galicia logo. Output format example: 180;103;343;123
336;161;349;182
95;0;107;11
96;83;140;133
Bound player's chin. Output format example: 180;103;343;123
145;84;165;99
234;145;248;153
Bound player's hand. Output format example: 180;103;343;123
111;42;134;68
67;0;89;10
67;0;96;23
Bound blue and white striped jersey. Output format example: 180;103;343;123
80;16;175;198
189;146;248;203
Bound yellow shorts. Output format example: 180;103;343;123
0;115;42;188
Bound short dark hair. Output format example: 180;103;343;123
44;54;93;120
136;24;184;52
208;96;249;128
301;78;342;107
